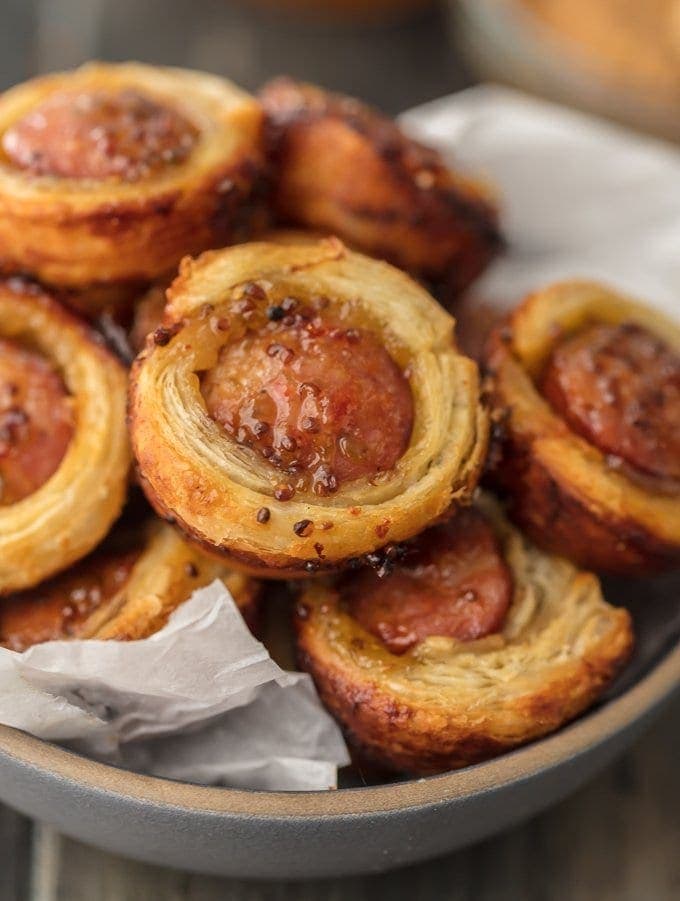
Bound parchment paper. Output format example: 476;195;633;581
403;85;680;314
0;582;350;790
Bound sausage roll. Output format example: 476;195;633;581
129;237;489;577
259;77;502;298
0;522;261;649
0;280;130;593
295;495;633;775
485;281;680;574
0;62;267;313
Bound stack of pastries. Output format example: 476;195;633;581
1;62;676;778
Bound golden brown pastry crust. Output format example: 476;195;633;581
129;282;169;354
0;521;261;648
485;281;680;574
127;232;327;354
129;238;489;577
0;280;130;593
81;523;262;641
0;62;267;304
259;77;502;297
295;494;633;775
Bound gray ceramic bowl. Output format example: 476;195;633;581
0;572;677;879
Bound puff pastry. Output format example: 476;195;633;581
0;521;261;649
0;62;267;311
485;281;680;574
259;77;502;298
127;231;342;353
295;494;633;774
0;279;130;593
129;282;169;354
129;237;488;576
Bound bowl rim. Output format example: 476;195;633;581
0;638;677;819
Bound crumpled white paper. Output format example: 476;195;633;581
3;86;679;794
0;581;350;790
402;85;680;319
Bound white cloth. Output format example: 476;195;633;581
402;85;680;316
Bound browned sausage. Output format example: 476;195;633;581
345;508;513;654
2;89;197;181
0;549;139;650
259;78;502;296
0;337;74;505
201;302;413;496
541;322;680;482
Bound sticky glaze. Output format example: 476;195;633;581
541;322;680;482
3;89;197;181
201;297;413;495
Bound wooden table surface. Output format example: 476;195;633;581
0;2;678;898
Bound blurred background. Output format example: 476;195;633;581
0;0;466;114
3;0;680;137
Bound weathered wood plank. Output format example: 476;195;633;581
0;0;35;89
63;0;461;114
0;806;32;901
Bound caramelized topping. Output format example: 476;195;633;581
0;549;138;650
541;322;680;482
201;298;413;494
2;89;197;181
345;508;513;654
0;338;74;505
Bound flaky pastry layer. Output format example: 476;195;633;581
485;280;680;574
0;280;130;592
81;522;261;641
0;62;267;300
295;495;633;774
129;238;489;576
